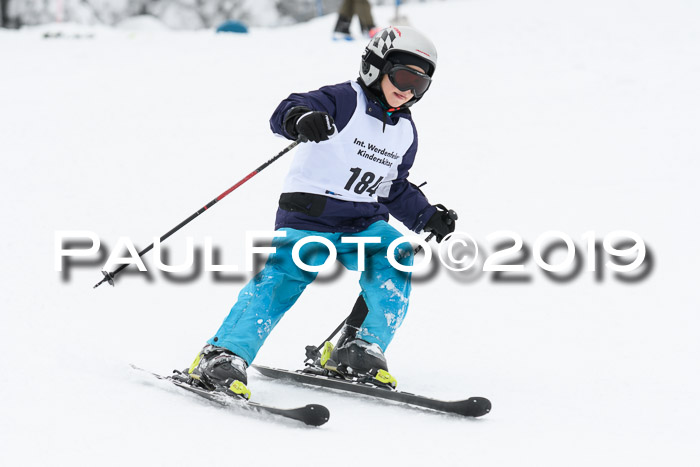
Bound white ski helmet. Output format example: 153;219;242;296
360;26;438;99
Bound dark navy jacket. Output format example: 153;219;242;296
270;80;436;234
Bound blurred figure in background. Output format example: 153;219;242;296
0;0;9;28
334;0;375;40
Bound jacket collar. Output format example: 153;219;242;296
356;79;411;125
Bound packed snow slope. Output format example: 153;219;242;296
2;0;699;465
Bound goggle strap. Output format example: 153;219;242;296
363;49;392;75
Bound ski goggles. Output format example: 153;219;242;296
387;65;432;98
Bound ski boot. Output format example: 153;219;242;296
332;31;354;41
360;23;376;39
307;325;398;390
332;14;354;41
185;344;251;400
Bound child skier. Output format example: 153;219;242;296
187;26;456;395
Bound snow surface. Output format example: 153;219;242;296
2;0;700;465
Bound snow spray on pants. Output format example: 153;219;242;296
208;221;413;364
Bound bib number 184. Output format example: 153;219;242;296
344;168;383;196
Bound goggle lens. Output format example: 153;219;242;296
388;66;432;97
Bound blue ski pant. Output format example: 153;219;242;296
208;221;413;364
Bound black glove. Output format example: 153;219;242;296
284;106;335;143
423;205;458;242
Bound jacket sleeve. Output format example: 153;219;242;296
270;82;357;140
378;125;437;232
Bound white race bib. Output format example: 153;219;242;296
282;81;415;202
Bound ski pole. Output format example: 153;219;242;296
93;139;303;289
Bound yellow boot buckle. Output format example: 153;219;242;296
188;352;203;375
320;341;334;367
228;380;252;400
374;369;397;389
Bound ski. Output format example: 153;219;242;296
131;365;330;426
252;364;491;418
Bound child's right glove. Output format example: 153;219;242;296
423;205;458;242
284;106;336;143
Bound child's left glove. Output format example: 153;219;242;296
284;106;336;143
